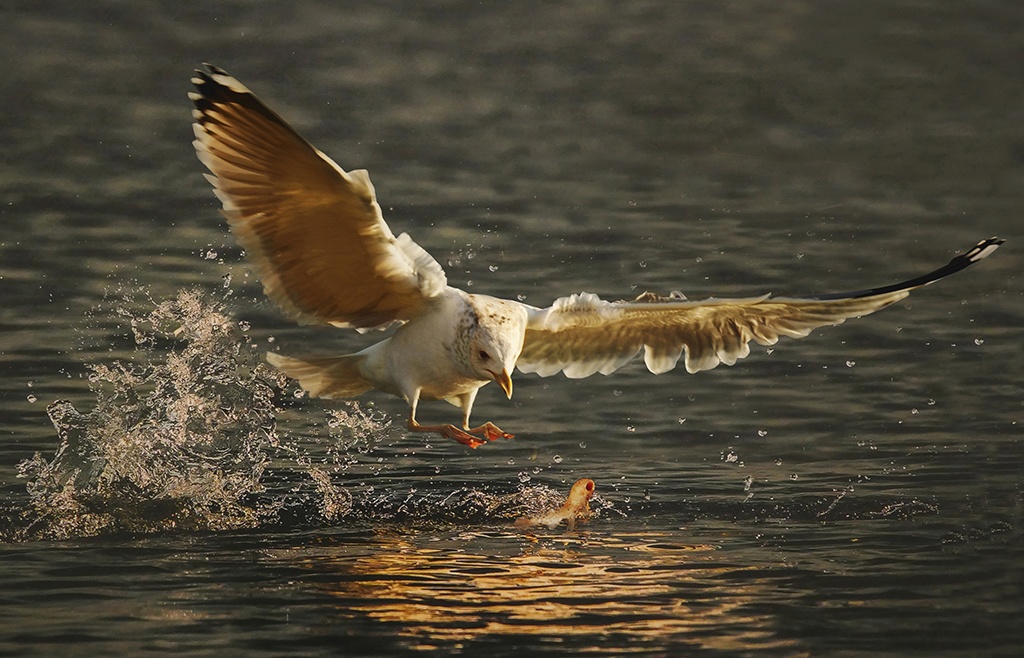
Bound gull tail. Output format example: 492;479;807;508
266;352;373;398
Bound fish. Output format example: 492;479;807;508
515;478;596;530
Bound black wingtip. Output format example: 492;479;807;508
807;237;1004;301
192;63;219;83
189;64;266;121
188;64;318;156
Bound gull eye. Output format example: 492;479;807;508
478;350;490;361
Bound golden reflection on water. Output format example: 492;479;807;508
276;529;800;653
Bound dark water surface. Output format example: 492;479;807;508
2;1;1022;655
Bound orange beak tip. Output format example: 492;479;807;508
493;368;513;399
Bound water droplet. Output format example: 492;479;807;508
774;458;783;466
204;249;218;260
238;320;251;331
911;408;919;415
552;454;563;464
846;360;856;367
488;265;499;272
221;273;232;288
26;394;37;403
518;471;531;483
516;294;527;302
26;381;33;388
626;425;636;433
724;451;738;463
790;473;799;480
743;475;753;492
766;348;774;355
639;260;647;268
677;417;686;424
974;338;984;346
292;389;306;399
578;441;587;449
267;336;276;343
927;399;936;406
757;429;768;437
507;458;515;465
613;389;623;397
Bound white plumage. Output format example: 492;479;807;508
190;64;1003;448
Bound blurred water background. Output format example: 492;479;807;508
1;1;1022;655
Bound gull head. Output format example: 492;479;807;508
468;328;518;399
465;296;528;399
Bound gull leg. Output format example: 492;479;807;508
459;389;514;442
407;391;485;448
408;419;486;448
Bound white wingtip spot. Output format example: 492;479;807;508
967;239;1003;262
207;71;252;94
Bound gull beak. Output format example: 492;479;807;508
492;368;513;399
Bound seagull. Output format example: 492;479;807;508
190;64;1003;448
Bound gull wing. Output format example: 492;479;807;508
517;238;1003;378
190;64;447;330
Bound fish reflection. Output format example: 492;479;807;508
278;530;800;653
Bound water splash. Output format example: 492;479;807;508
6;288;591;542
353;481;616;528
13;290;291;540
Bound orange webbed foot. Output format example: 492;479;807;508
467;422;514;442
409;421;487;448
437;424;487;449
